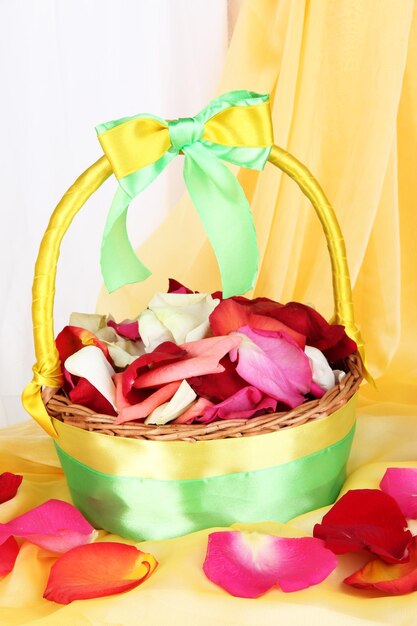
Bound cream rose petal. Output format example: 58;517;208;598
69;312;107;334
96;327;145;368
304;346;335;391
64;346;117;410
144;380;197;425
138;309;175;353
148;292;220;345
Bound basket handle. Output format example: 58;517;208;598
22;147;365;436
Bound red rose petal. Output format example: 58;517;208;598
344;536;417;595
0;472;23;504
44;542;158;604
56;326;110;364
209;299;305;347
203;531;337;598
188;356;247;402
168;278;194;294
69;377;117;416
313;489;412;563
0;537;19;578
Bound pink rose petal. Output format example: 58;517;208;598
107;319;141;341
122;343;186;403
134;336;241;389
0;500;95;553
380;468;417;519
116;380;182;424
203;531;338;598
173;397;215;424
231;326;312;408
197;386;276;423
0;537;19;578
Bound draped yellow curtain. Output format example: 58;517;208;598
98;0;416;394
2;2;417;624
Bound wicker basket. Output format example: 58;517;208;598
24;142;364;541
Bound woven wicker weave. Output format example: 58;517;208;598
45;352;363;442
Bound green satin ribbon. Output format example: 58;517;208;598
96;91;273;297
55;425;355;541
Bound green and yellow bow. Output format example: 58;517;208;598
96;90;274;297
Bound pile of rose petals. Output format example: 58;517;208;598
0;472;158;604
56;280;356;424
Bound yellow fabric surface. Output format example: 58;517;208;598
5;0;416;623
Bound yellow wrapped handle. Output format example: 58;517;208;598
22;148;365;436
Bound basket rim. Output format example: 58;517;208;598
45;352;363;443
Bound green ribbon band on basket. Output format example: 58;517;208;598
96;90;274;297
55;425;355;541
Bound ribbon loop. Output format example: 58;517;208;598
168;117;204;151
97;91;274;296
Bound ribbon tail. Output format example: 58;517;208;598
101;152;177;293
183;143;258;298
101;186;151;293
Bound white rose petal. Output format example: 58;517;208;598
64;345;117;410
69;312;107;333
147;292;220;345
304;345;335;391
144;380;197;425
138;309;175;353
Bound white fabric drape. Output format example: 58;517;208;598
0;0;228;426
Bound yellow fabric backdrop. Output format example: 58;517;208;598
2;1;417;623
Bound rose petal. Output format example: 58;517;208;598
122;343;186;403
56;325;111;364
198;386;276;423
69;378;117;416
134;336;241;389
138;309;175;353
264;302;357;362
95;326;145;368
0;472;23;504
107;319;141;341
188;356;247;402
144;380;197;425
304;346;336;391
65;346;117;411
44;542;157;604
173;397;215;424
147;292;220;345
231;326;312;408
0;500;95;553
0;537;19;578
209;299;305;347
344;536;417;595
313;489;412;563
203;531;337;598
69;313;107;334
380;468;417;519
116;379;182;424
168;278;194;294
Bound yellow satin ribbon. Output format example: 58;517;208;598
52;396;356;480
97;101;273;179
22;156;112;437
